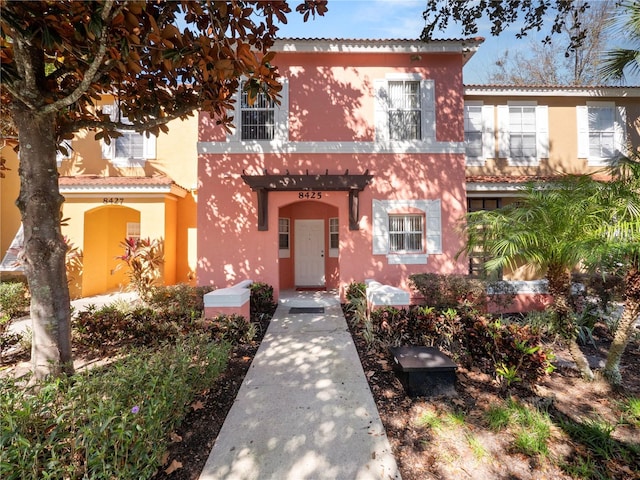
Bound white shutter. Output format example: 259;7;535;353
576;105;589;159
615;105;627;157
101;104;117;159
482;105;495;159
497;105;510;158
536;105;549;160
421;79;436;140
143;133;156;159
277;77;289;142
374;79;389;143
426;200;442;254
372;200;389;254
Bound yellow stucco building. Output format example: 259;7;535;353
1;98;199;299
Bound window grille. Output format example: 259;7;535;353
388;81;421;140
241;86;276;140
388;215;423;253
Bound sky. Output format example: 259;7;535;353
274;0;639;85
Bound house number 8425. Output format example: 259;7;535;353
298;191;322;199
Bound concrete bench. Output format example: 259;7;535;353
390;346;457;397
204;280;253;319
365;279;410;309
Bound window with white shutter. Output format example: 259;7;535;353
497;102;548;166
229;78;289;143
374;74;435;144
577;102;626;166
100;103;156;167
278;218;290;258
372;199;441;265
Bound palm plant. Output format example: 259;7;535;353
459;176;606;380
590;154;640;384
599;1;640;82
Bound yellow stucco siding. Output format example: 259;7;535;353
0;144;21;276
465;92;640;178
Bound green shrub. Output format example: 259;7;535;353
461;315;555;387
346;281;366;302
209;314;257;344
250;282;276;319
0;281;30;320
73;305;197;351
0;334;229;480
146;283;213;319
409;273;517;312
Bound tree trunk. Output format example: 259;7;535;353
604;263;640;385
546;263;594;380
13;108;74;380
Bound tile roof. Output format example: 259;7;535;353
58;175;174;186
277;37;485;43
466;174;612;184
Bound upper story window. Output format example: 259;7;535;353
388;81;421;140
101;104;156;167
577;102;626;166
229;79;289;143
241;86;276;140
374;74;435;144
497;102;548;166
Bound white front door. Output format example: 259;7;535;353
295;219;325;287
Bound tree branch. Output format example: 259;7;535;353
42;0;121;115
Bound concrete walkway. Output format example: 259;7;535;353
199;290;401;480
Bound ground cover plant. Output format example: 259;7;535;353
344;280;640;480
0;283;275;480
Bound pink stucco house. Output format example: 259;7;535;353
197;38;484;301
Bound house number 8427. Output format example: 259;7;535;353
298;191;322;199
103;197;124;205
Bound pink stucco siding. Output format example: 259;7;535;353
197;39;474;300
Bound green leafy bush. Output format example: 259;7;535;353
146;283;213;319
0;281;30;320
409;273;516;312
250;282;276;320
209;314;257;344
73;305;197;351
0;334;229;480
461;315;555;387
346;281;366;302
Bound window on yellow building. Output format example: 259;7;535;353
101;104;156;166
577;102;627;166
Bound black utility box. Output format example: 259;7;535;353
390;346;457;397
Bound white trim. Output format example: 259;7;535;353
487;280;549;295
198;140;465;155
59;184;187;197
465;86;640;97
274;38;483;55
